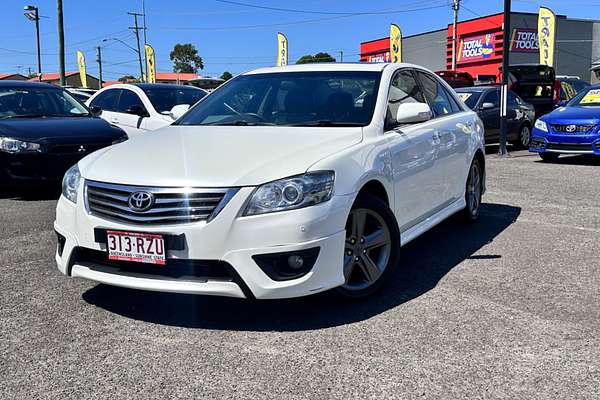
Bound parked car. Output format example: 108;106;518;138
65;87;97;103
456;86;535;148
55;63;485;300
530;84;600;162
435;70;475;88
86;83;207;137
556;76;590;104
508;64;559;119
0;81;127;185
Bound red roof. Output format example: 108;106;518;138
28;72;79;81
155;72;199;81
0;73;27;80
102;80;120;87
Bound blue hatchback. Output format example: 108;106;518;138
530;85;600;162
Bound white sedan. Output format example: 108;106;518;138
56;63;485;300
85;83;206;137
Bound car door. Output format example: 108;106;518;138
384;69;442;232
415;70;471;205
88;89;121;127
114;89;149;137
478;88;500;141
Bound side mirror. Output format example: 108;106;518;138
481;102;496;110
395;102;432;124
89;106;102;117
125;105;148;117
169;104;190;120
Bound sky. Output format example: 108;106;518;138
2;0;600;81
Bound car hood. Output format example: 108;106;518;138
79;125;363;187
0;117;124;144
543;106;600;124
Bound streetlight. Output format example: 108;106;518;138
103;38;144;80
24;5;41;82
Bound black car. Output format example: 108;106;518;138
456;86;536;148
0;81;127;185
508;64;558;119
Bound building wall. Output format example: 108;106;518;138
403;30;447;71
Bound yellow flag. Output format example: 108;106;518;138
538;7;556;67
145;44;156;83
390;24;402;63
277;32;288;66
76;50;87;88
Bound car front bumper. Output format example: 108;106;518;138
529;127;600;155
0;152;84;184
54;184;353;299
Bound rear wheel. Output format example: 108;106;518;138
513;124;531;149
335;195;400;299
463;158;483;222
539;153;559;162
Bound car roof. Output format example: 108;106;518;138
132;83;204;90
244;62;397;75
455;86;493;93
0;80;61;89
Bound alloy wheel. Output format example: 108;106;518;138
466;161;482;218
342;208;392;291
520;125;531;148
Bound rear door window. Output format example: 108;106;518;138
90;89;121;111
117;90;146;113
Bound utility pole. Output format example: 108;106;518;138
339;50;344;63
24;6;42;81
128;12;146;82
499;0;511;156
451;0;460;70
142;0;148;79
57;0;66;86
96;46;103;90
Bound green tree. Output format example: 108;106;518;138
295;52;336;64
170;43;204;73
220;71;233;81
118;75;138;83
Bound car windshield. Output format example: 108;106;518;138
568;87;600;107
142;87;207;114
175;71;381;127
456;91;482;109
0;86;89;119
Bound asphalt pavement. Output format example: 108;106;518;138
1;149;599;399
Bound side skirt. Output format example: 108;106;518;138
400;197;466;246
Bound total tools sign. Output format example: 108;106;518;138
457;33;495;63
511;28;539;53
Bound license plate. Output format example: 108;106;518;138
106;230;166;265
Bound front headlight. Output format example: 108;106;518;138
243;171;335;216
62;164;81;204
0;137;41;153
534;119;548;132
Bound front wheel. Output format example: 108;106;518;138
463;158;483;222
513;124;531;149
335;195;400;299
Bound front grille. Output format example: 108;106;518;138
85;180;236;225
546;143;594;152
72;247;235;282
551;124;595;134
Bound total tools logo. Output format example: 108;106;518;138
458;33;495;63
511;28;539;53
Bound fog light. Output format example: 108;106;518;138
253;247;320;281
287;255;304;269
55;231;66;257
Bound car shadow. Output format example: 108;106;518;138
533;154;600;166
82;203;521;331
0;184;60;201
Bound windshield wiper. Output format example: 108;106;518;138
202;120;275;126
288;120;364;127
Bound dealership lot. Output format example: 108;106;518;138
0;150;599;399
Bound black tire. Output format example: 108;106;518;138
462;158;483;222
512;124;532;149
335;194;400;299
539;153;559;162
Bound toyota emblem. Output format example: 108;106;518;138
128;191;155;212
566;124;577;133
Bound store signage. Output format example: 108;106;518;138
366;52;390;63
511;28;539;53
457;33;495;63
